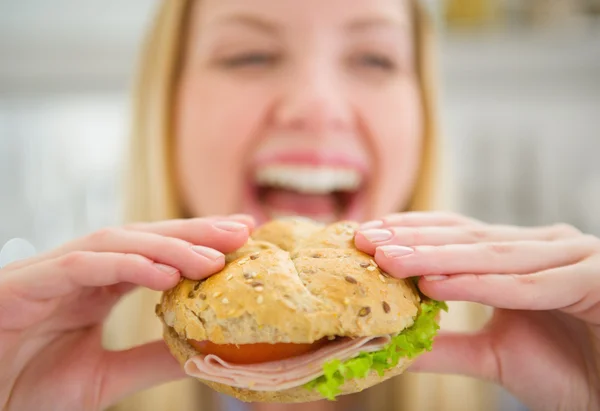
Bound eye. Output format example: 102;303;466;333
351;53;397;72
220;52;280;68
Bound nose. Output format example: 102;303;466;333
274;62;352;134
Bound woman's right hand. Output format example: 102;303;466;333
0;215;255;411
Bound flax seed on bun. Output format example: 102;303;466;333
158;218;420;344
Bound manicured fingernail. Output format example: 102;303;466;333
154;263;179;275
424;275;449;281
360;220;383;230
214;221;248;232
191;245;224;261
379;245;414;258
361;229;393;243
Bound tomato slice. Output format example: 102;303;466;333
188;338;329;364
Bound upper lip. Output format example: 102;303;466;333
251;150;370;177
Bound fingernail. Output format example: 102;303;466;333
379;245;414;258
154;263;179;275
360;220;383;230
424;275;449;281
191;245;224;261
214;221;248;232
361;229;393;243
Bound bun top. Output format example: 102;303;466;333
158;218;421;344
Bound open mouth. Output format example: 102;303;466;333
246;164;367;224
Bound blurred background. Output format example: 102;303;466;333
1;0;599;250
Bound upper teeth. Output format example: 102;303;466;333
254;165;362;194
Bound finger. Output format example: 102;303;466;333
123;216;253;253
223;214;257;231
410;331;500;383
416;263;595;312
0;252;182;329
359;211;481;230
1;252;179;302
355;224;581;254
373;237;597;279
29;225;232;281
99;340;186;410
80;228;225;280
11;217;253;272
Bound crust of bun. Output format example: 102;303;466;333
157;219;421;344
163;325;415;403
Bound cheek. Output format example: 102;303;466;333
174;77;269;216
361;81;423;215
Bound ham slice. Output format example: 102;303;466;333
184;335;392;391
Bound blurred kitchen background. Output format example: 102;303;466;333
1;0;599;251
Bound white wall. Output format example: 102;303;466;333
439;29;600;233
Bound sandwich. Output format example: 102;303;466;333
156;218;447;403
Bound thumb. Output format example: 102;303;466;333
409;331;500;384
99;340;187;409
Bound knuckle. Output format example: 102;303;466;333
118;254;153;279
447;212;483;227
1;259;30;272
58;251;90;269
168;218;189;233
485;243;515;255
514;273;538;286
174;217;196;230
171;236;193;248
440;211;472;223
401;228;424;245
86;227;120;243
465;227;489;241
550;223;581;239
581;235;600;252
124;253;152;266
122;222;143;231
441;211;462;219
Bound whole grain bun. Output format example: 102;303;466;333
157;218;421;345
163;324;414;403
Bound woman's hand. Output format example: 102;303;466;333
0;215;255;411
355;212;600;411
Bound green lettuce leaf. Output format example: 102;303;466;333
304;299;448;400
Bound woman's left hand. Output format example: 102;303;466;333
354;212;600;411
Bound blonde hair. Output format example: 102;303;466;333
105;1;497;410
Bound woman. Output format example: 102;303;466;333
1;1;598;411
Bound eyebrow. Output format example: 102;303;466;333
345;16;408;32
206;13;407;38
210;13;281;35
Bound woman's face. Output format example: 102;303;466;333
176;0;423;224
